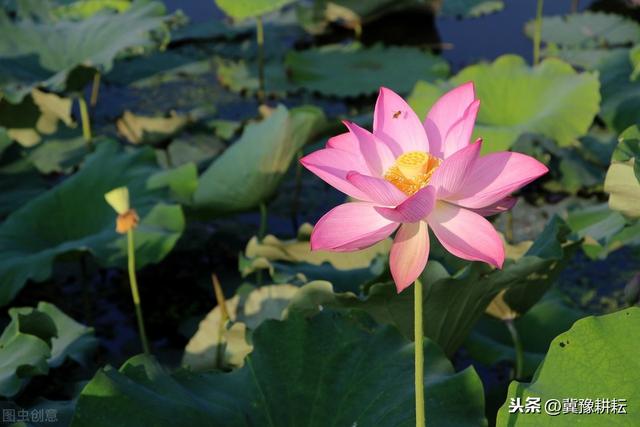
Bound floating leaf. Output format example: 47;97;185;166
116;110;190;145
183;284;299;371
0;140;185;305
524;12;640;48
289;216;578;355
439;0;504;18
604;125;640;218
0;89;75;147
193;105;325;215
214;0;295;21
0;302;96;397
241;223;389;292
286;43;449;97
408;55;600;152
496;308;640;425
73;311;487;426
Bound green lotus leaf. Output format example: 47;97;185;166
566;203;640;258
598;48;640;133
287;216;578;355
0;143;49;216
193;105;326;215
53;0;132;19
26;131;88;174
182;283;300;371
72;311;487;427
466;290;587;379
524;12;640;48
285;43;449;97
496;307;640;425
0;302;96;397
0;140;185;306
215;0;295;21
408;55;600;153
604;126;640;218
0;0;167;102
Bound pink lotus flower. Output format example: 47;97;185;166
301;83;548;292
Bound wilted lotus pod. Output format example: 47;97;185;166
104;186;139;234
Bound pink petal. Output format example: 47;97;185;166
326;132;359;155
343;121;396;177
424;82;476;158
430;139;482;199
346;171;407;206
468;196;517;216
376;186;436;223
311;202;399;251
428;202;504;268
452;152;548;209
390;221;430;293
300;149;374;202
373;87;429;156
443;99;480;158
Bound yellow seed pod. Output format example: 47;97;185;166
104;187;130;215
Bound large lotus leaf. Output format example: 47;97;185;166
0;0;167;102
240;223;390;292
465;290;587;379
598;48;640;133
524;12;640;48
193;105;325;215
604;126;640;218
72;310;487;427
287;216;578;356
496;307;640;425
285;43;449;98
0;143;49;216
215;0;295;21
183;284;299;371
0;302;96;397
439;0;504;18
408;55;600;153
0;140;185;306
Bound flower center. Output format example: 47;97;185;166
383;151;441;195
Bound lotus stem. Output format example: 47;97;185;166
127;229;150;355
533;0;544;66
414;278;425;427
212;273;229;368
258;202;268;241
256;16;265;104
290;150;303;233
78;96;93;150
571;0;579;13
90;72;101;107
505;319;524;380
505;210;514;243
